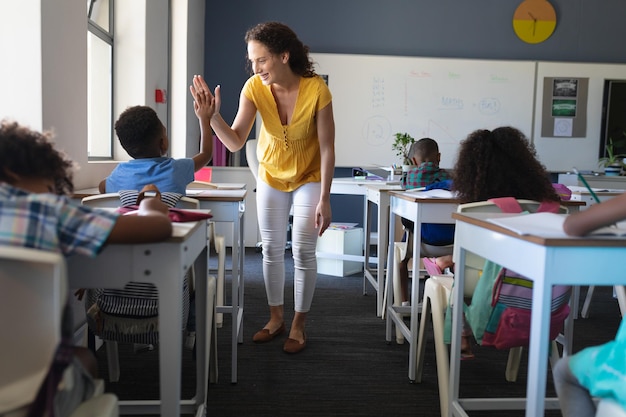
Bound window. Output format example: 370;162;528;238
87;0;113;159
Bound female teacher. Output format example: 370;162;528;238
191;21;335;354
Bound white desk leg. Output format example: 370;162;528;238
146;246;183;417
377;198;389;318
194;246;209;411
364;198;373;297
237;203;245;344
385;213;396;343
448;245;466;416
526;276;553;417
230;205;240;384
408;213;421;381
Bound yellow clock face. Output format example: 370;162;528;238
513;0;557;44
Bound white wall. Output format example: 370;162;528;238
170;0;206;160
0;1;200;190
0;0;43;130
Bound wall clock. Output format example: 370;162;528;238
513;0;557;44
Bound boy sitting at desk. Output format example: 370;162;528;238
99;80;214;196
0;120;172;417
398;138;455;305
96;82;214;349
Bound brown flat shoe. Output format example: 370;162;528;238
283;333;306;354
252;322;286;343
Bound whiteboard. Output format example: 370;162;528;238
311;53;537;169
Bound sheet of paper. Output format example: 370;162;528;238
487;212;626;238
487;212;569;237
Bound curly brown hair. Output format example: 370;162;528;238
244;21;316;78
452;126;558;204
0;120;75;195
114;105;164;158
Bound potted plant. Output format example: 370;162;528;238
598;136;626;176
392;132;416;166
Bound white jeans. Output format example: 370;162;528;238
256;180;320;312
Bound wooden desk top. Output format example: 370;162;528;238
453;212;626;248
185;188;247;201
388;191;586;209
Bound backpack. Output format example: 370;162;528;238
464;197;571;349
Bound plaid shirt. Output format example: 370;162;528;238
0;183;118;257
403;162;450;190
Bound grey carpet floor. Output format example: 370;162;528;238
96;248;622;416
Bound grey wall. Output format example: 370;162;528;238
203;0;626;227
204;0;626;135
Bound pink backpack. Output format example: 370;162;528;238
480;197;571;349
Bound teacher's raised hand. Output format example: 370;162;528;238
190;75;221;120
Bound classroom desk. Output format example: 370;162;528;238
363;183;403;317
568;186;624;208
185;187;247;384
385;191;459;381
67;221;210;417
325;177;399;262
448;212;626;417
74;186;247;384
384;193;586;381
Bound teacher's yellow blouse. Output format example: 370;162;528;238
243;74;332;192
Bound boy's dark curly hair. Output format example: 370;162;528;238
452;126;558;204
0;120;74;195
114;105;163;158
245;21;316;78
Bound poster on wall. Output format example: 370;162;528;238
541;77;589;138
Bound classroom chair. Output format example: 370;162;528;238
388;230;454;343
0;246;119;417
596;398;626;417
413;199;570;417
580;285;626;318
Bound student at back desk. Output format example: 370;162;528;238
398;138;455;306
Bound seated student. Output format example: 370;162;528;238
95;84;214;345
398;138;455;305
423;126;561;275
0;120;172;417
553;191;626;417
100;79;214;194
435;126;561;358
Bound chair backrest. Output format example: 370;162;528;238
0;246;67;414
81;193;200;209
246;139;259;182
176;196;200;209
457;199;568;295
596;398;626;417
459;199;568;215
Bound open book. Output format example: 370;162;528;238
487;212;626;238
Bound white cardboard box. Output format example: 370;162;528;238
316;227;363;277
